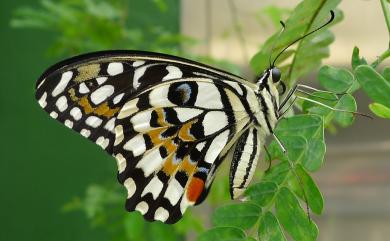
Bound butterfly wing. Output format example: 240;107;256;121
35;50;259;223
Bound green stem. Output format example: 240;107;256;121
380;0;390;47
371;48;390;68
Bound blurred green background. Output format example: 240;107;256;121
0;1;180;241
1;1;389;241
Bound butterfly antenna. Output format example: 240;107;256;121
269;21;286;68
272;10;335;67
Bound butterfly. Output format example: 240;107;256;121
35;12;338;224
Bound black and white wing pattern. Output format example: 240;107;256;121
35;50;262;223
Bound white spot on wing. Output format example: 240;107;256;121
79;82;90;94
56;96;68;112
133;65;147;89
124;177;136;198
104;118;116;133
133;61;145;67
136;148;164;177
154;207;169;222
117;98;138;119
114;125;124;146
202;111;228;136
224;81;243;95
80;129;91;137
96;77;108;85
123;134;146;157
130;111;152;132
70;107;82;121
38;92;47;108
86;116;102;128
195;141;206;151
49;111;58;119
162;66;183;81
52;71;73;97
135;201;149;215
90;85;115;105
96;136;109;149
175;108;203;123
113;93;124;105
204;130;229;164
164;179;184;206
142;176;163;199
195;82;223;109
180;194;193;214
149;85;172;107
64;119;73;128
107;62;123;76
37;78;46;89
115;153;127;173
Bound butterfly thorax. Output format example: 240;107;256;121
252;68;280;134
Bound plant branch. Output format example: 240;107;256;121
380;0;390;47
371;48;390;68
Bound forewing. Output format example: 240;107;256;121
35;50;251;154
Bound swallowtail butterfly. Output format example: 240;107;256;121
35;11;341;224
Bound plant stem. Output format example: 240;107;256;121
380;0;390;47
371;48;390;68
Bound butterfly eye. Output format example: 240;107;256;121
271;68;281;83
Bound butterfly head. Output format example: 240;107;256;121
256;66;286;96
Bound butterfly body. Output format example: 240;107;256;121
35;50;282;223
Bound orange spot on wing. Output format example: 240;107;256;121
79;96;94;114
77;96;119;118
162;155;178;176
187;177;204;202
178;121;196;141
148;128;165;145
180;157;196;175
156;108;169;127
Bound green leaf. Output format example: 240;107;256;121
275;114;324;141
268;135;307;162
244;237;257;241
262;162;291;185
197;227;246;241
333;94;357;126
289;164;324;215
383;67;390;82
124;213;146;241
351;46;368;70
302;139;325;172
369;102;390;118
276;187;318;241
150;222;183;241
355;65;390;106
272;115;325;172
245;182;278;207
258;212;287;241
212;203;261;229
302;93;356;128
318;65;355;93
